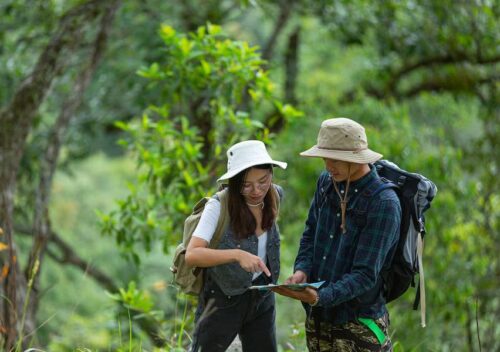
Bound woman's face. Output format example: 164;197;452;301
240;167;272;205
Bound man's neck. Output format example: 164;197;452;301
348;163;371;182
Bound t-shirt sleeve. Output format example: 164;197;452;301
192;198;221;244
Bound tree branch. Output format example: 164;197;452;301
45;231;118;292
261;0;295;62
400;75;499;99
386;53;500;93
341;68;499;104
0;0;111;171
15;225;167;347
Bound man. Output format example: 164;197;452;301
273;118;401;351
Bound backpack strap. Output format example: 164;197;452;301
416;232;426;327
368;178;399;199
349;177;397;213
191;189;229;278
209;188;230;249
272;184;283;216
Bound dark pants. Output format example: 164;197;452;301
191;275;277;352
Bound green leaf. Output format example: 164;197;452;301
200;60;211;75
160;24;176;40
207;23;222;35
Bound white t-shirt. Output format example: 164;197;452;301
193;198;267;280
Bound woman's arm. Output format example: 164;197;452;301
185;237;271;276
185;236;237;267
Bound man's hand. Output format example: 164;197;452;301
271;286;318;305
284;270;307;284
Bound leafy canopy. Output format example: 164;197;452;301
100;23;301;263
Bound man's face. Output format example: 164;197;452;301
323;158;353;182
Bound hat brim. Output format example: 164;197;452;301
217;160;287;183
300;145;382;164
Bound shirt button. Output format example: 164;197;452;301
330;235;333;239
236;244;241;248
318;277;321;280
323;256;326;260
210;290;215;294
227;296;232;299
336;213;340;217
341;190;345;194
354;189;358;193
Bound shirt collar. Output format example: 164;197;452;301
338;164;378;191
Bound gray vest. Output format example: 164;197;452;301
207;222;281;296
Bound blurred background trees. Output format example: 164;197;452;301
0;0;498;350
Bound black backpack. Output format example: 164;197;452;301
373;160;437;327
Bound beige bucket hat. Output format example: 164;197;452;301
300;118;382;163
217;140;287;183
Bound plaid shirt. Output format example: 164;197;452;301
294;166;401;324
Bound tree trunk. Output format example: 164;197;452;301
0;0;119;348
22;2;121;347
284;26;300;105
261;0;295;63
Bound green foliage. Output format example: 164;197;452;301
108;281;154;313
4;1;497;350
100;23;298;263
310;0;499;97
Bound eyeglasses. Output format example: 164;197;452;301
240;174;272;195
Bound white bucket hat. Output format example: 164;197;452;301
217;140;287;183
300;118;382;163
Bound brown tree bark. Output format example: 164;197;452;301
21;2;121;347
262;26;301;135
0;0;119;348
284;26;301;105
261;0;296;63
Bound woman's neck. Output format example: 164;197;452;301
246;201;264;209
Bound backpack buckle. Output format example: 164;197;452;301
397;175;406;187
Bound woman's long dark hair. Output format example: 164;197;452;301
228;164;278;240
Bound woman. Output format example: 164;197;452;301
186;140;286;352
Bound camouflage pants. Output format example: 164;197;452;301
305;314;393;352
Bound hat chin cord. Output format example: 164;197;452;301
332;164;352;234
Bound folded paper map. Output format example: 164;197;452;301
248;281;325;291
